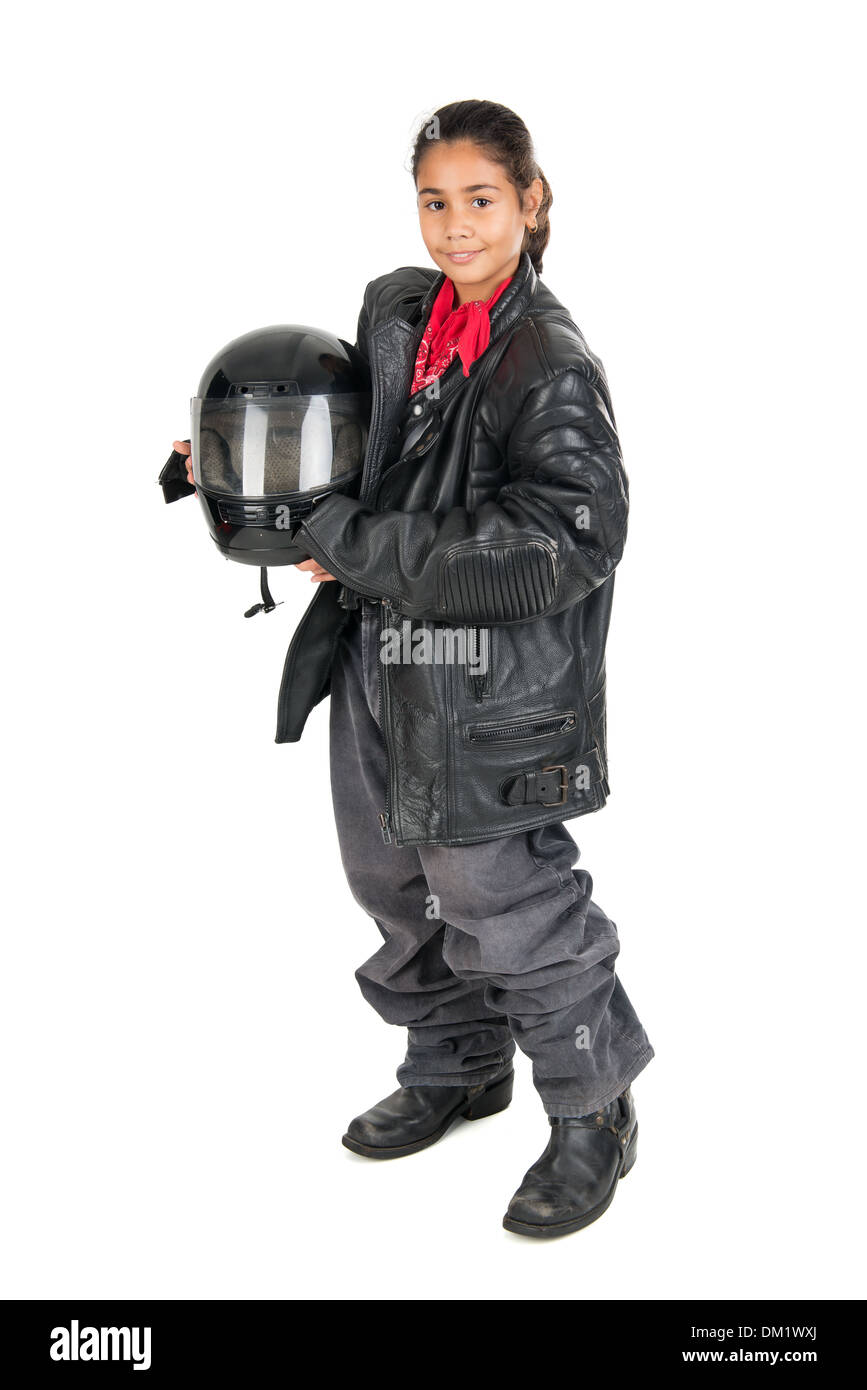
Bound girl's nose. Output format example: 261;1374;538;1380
445;218;475;240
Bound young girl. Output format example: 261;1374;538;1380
176;99;654;1240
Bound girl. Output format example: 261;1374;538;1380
175;99;654;1240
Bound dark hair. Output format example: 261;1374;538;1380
409;100;552;274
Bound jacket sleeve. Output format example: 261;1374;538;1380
296;363;629;625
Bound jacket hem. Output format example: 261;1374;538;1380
391;794;608;848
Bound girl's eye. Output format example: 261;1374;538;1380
424;198;492;211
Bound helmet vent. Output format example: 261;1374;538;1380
217;497;317;528
228;380;300;398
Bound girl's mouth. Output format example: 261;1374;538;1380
446;250;483;263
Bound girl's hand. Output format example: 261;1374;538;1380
173;439;194;486
294;558;338;583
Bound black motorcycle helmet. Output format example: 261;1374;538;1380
188;323;371;567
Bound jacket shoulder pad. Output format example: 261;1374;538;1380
526;309;609;393
363;265;439;331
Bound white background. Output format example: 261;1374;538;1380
2;0;864;1300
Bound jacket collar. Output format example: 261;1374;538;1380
398;251;537;408
413;250;538;353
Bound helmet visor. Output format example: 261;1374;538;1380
191;392;370;498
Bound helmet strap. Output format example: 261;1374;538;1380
244;567;282;618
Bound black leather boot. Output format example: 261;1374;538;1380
342;1063;514;1159
502;1086;638;1237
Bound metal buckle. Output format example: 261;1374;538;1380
540;765;568;806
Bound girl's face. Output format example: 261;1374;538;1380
416;140;542;305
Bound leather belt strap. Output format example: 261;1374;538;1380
337;584;362;611
501;764;570;808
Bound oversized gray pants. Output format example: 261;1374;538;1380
328;599;655;1117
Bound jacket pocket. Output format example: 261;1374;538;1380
376;410;442;496
465;708;577;745
400;414;440;462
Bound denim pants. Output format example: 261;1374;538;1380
327;598;655;1117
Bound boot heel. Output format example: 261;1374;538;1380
463;1068;514;1121
619;1123;639;1178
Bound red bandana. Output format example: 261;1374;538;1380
410;272;513;396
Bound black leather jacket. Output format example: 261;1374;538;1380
277;251;629;848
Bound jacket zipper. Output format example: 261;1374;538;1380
367;316;519;835
469;625;483;701
468;712;576;743
378;597;396;843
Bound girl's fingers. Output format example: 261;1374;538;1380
293;558;337;580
